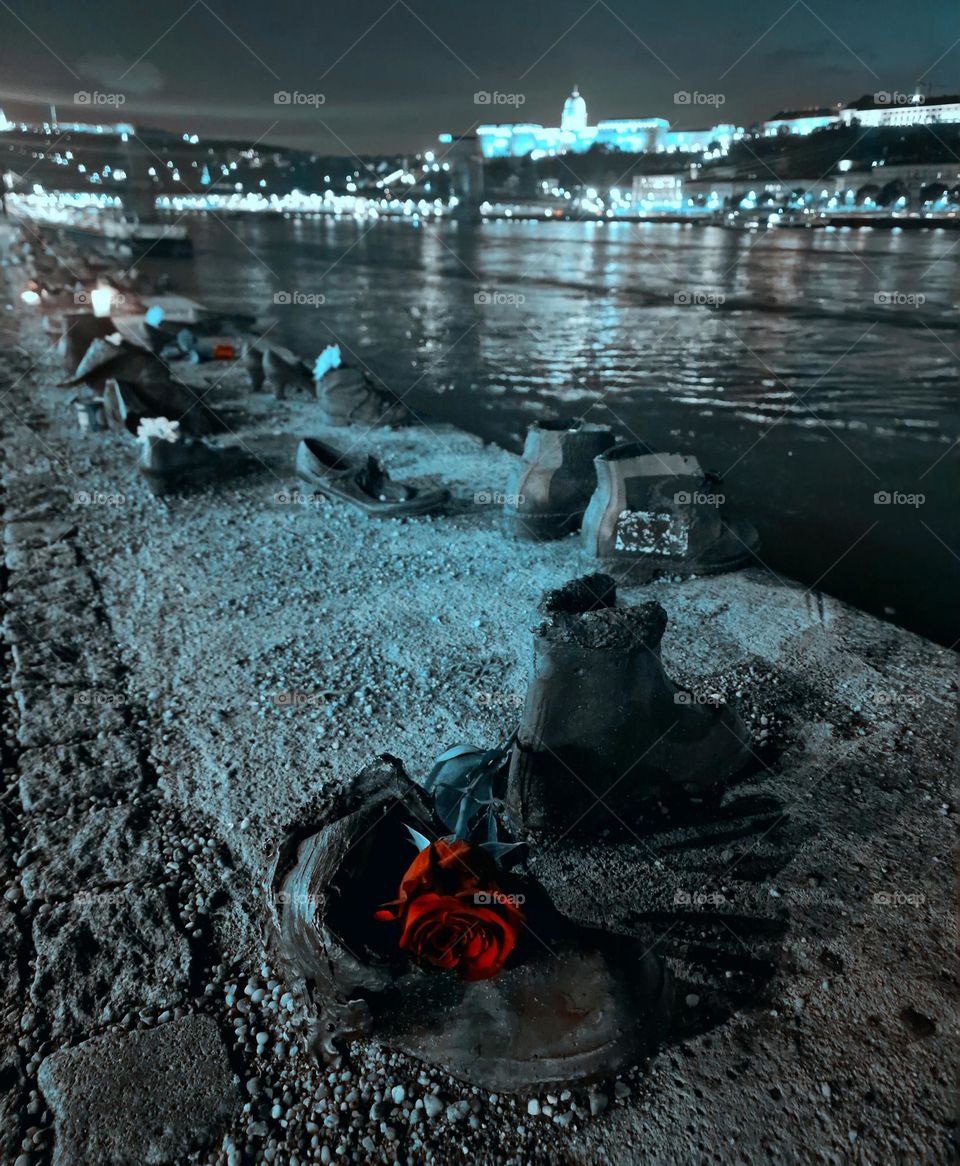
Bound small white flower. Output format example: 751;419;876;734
136;416;181;444
313;344;342;381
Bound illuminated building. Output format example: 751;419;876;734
762;108;840;136
759;95;960;137
561;86;588;133
473;87;735;159
664;125;738;152
840;94;960;128
631;173;684;210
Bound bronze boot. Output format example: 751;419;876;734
581;442;758;578
507;574;752;836
504;419;615;540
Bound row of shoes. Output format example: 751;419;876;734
61;317;758;569
504;419;758;577
64;321;411;430
59;319;428;500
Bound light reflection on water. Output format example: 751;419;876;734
170;216;960;645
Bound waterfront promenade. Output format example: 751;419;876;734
0;274;954;1163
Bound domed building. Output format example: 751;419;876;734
560;86;588;134
471;86;680;159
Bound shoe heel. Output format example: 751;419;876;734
139;469;169;498
504;510;581;541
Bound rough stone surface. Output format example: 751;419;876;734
4;538;79;573
14;684;127;748
3;517;78;549
31;886;191;1038
18;739;141;815
10;632;122;688
20;802;166;901
38;1016;239;1165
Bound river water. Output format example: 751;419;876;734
158;215;960;647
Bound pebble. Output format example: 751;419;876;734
422;1095;443;1119
589;1092;608;1116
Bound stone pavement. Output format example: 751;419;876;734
1;381;242;1164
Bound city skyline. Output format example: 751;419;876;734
0;0;956;152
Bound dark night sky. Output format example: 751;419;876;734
0;0;956;153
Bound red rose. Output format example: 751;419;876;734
375;840;525;981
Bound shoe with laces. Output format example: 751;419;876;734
294;438;448;517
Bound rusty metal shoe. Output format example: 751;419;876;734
294;438;448;517
507;574;752;837
242;343;266;393
138;434;254;497
103;377;221;437
60;337;170;393
60;312;115;376
266;755;672;1091
504;419;616;541
314;366;411;427
263;346;313;400
580;442;758;579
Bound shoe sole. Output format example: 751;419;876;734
598;520;760;579
503;509;583;541
140;465;221;497
383;946;673;1092
296;473;448;518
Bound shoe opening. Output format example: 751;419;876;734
537;574;667;649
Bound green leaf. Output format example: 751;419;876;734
480;840;523;863
405;825;432;852
426;744;509;839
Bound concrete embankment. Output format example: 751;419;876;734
0;270;956;1164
